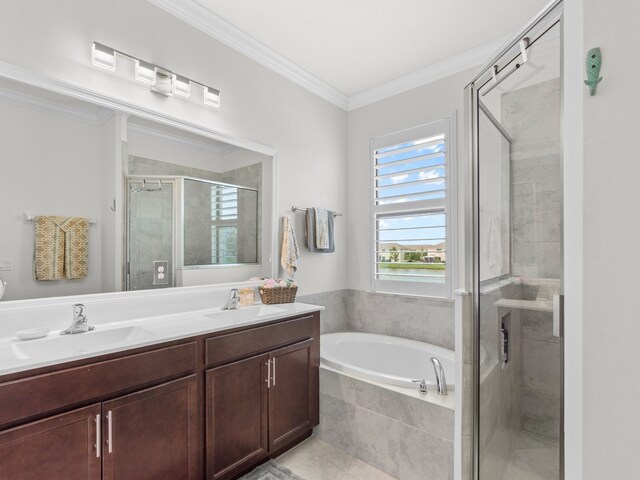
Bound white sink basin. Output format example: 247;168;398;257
11;326;156;360
205;304;287;322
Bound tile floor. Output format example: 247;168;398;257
276;436;396;480
502;430;560;480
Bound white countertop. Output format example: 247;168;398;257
0;302;323;378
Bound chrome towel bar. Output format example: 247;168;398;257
291;206;343;217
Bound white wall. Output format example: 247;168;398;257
220;148;266;172
562;0;583;478
0;0;347;296
580;0;640;477
126;124;223;173
99;113;121;293
0;101;103;300
346;68;474;293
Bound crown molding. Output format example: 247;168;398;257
347;35;510;111
147;0;515;112
0;84;107;125
128;121;233;156
148;0;349;110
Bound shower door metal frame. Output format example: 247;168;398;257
125;174;263;291
124;176;179;291
464;1;564;479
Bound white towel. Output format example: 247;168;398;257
313;207;329;249
281;216;299;277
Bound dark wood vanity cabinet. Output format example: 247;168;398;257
206;354;270;480
268;339;315;452
205;316;320;480
0;376;198;480
0;311;320;480
0;404;102;480
102;376;198;480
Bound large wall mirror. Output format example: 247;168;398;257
0;76;275;301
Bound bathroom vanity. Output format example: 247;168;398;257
0;304;321;480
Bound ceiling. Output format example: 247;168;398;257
150;0;551;109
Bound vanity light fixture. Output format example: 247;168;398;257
91;42;116;71
172;74;191;97
204;87;221;107
134;59;156;85
91;42;220;107
150;68;173;97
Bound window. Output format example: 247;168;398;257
371;117;454;297
211;185;238;264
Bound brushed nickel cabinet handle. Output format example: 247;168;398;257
95;413;101;458
272;357;276;386
266;360;271;388
107;410;113;453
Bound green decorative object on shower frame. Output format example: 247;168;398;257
585;47;603;96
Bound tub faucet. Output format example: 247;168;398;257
431;357;448;396
412;379;428;394
61;304;95;335
221;288;240;310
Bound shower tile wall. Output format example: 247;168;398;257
297;289;455;350
478;283;523;480
502;79;561;441
130;156;217;267
184;179;215;265
128;156;221;181
129;157;262;266
502;79;562;279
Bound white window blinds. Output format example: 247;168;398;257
371;118;452;297
211;185;238;264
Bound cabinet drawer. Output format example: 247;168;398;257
206;315;314;367
0;342;196;428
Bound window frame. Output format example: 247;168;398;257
369;114;457;298
210;184;239;264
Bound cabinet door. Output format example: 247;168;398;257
102;375;198;480
206;353;269;480
0;404;101;480
268;339;314;451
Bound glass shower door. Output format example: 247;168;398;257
473;18;563;480
126;178;175;291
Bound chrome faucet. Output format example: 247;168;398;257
221;288;240;310
431;357;448;396
60;304;95;335
412;379;428;394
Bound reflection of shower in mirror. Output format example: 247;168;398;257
129;179;163;194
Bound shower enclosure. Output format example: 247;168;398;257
125;176;259;291
126;178;176;291
467;1;563;479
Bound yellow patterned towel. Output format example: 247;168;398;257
33;216;89;280
60;217;89;279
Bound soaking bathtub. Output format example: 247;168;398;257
321;331;456;390
318;332;458;477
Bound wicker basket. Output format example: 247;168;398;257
259;286;298;304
